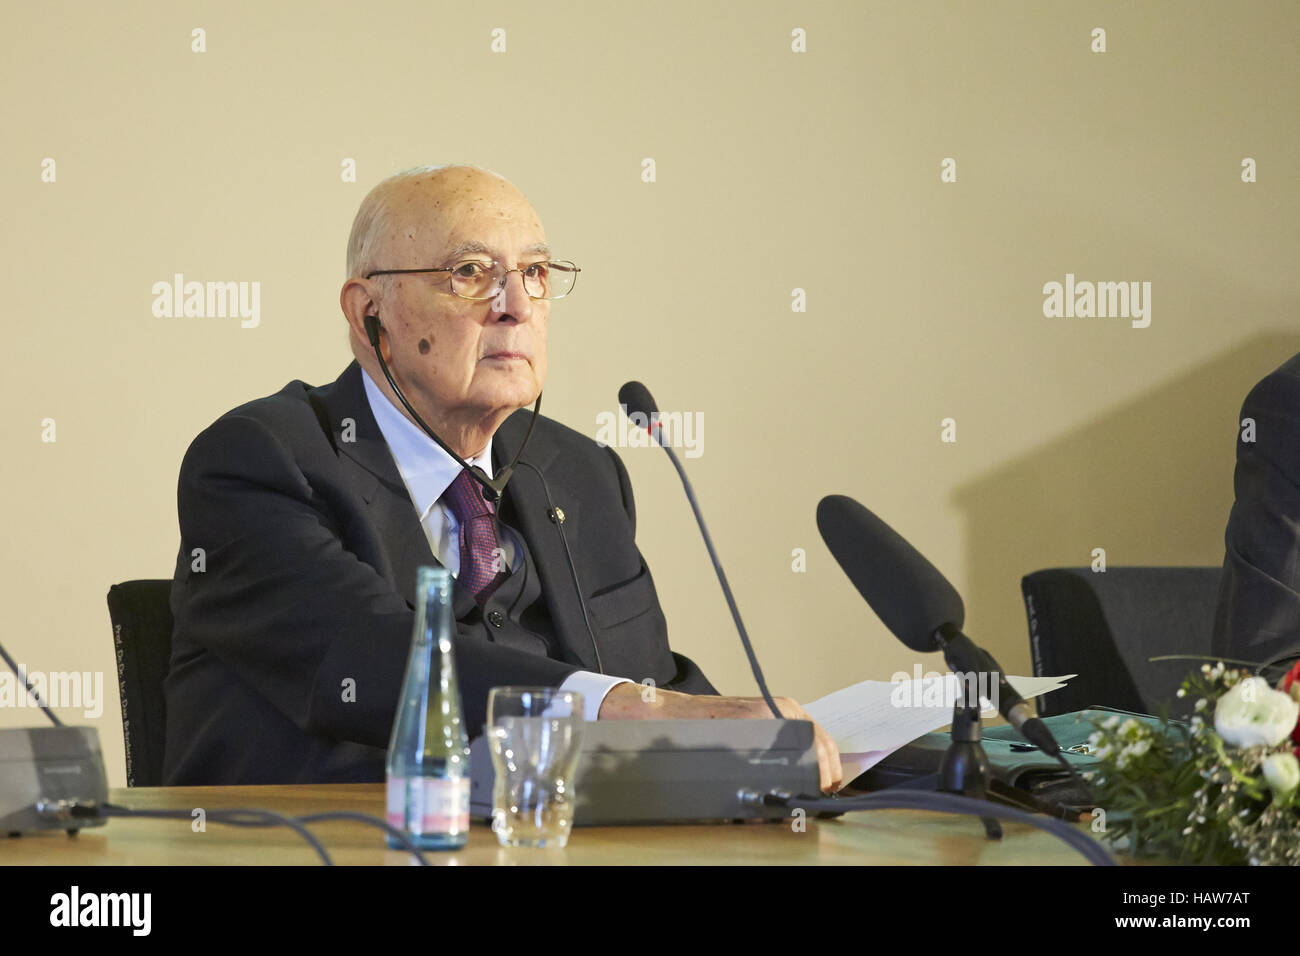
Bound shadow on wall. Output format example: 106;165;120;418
953;333;1300;675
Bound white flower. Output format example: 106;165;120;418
1125;739;1151;758
1214;677;1300;748
1104;716;1120;730
1262;753;1300;804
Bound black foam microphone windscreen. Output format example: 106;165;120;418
618;381;658;419
816;494;965;652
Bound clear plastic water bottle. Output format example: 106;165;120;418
385;567;471;850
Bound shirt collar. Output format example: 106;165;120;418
361;368;494;521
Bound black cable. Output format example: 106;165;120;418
91;804;334;865
89;806;439;868
780;789;1116;865
77;804;433;865
293;811;431;865
365;314;540;502
183;808;434;866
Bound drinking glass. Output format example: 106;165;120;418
486;687;584;848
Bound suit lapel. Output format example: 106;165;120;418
494;409;596;671
313;362;437;607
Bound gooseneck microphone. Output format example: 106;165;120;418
364;314;540;501
618;381;782;719
815;494;1063;758
0;640;61;727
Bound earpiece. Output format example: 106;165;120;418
363;314;382;349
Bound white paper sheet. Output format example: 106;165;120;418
804;674;1075;781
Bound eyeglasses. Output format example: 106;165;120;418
365;259;580;301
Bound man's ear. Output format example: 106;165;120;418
340;278;387;360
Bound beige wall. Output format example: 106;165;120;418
3;1;1297;787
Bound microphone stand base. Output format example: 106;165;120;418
938;703;1003;841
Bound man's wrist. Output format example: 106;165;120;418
597;682;690;719
597;682;652;719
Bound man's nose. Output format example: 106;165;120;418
490;270;534;323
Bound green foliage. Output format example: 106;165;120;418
1086;665;1300;866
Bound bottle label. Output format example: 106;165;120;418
386;776;471;835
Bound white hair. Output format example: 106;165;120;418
345;163;504;279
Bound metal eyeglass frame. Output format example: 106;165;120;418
364;259;580;300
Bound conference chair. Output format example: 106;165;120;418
1019;567;1221;719
107;579;174;787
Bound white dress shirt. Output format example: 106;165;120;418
361;369;630;721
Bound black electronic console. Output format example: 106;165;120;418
1;726;110;836
470;718;822;824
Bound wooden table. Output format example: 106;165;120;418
3;784;1100;865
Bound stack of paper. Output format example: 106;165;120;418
804;674;1075;781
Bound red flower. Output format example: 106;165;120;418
1279;662;1300;747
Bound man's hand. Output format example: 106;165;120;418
598;684;844;793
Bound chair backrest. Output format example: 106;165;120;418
107;579;173;787
1020;567;1221;719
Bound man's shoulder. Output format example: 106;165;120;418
213;379;317;426
500;405;623;475
216;365;354;428
1243;352;1300;418
182;365;357;463
1233;352;1300;483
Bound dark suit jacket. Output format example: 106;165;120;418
163;361;716;785
1213;351;1300;683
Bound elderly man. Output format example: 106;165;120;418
163;165;841;790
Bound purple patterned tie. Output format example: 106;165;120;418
441;469;508;605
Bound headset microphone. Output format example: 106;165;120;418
362;314;540;502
